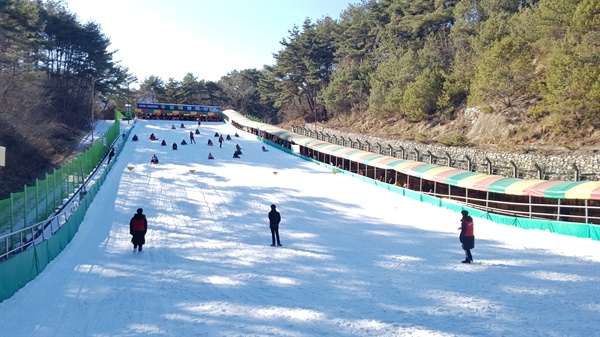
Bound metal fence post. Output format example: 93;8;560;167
465;155;472;171
534;163;543;180
510;160;518;178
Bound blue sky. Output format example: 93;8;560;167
63;0;356;84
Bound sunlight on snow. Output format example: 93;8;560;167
376;254;424;270
501;286;558;295
177;301;325;321
204;275;244;286
74;263;135;278
125;323;166;334
524;271;599;282
264;275;300;286
423;290;509;319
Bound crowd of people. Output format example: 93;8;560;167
128;122;269;165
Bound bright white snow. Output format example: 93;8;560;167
1;120;599;337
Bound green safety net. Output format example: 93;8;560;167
0;114;129;302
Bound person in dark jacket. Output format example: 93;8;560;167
108;147;115;164
130;208;148;252
268;204;282;246
189;131;196;144
459;210;475;263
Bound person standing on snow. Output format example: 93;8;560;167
218;134;224;147
268;204;282;247
107;147;115;164
130;208;148;252
459;210;474;263
189;131;196;144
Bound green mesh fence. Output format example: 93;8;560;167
0;117;121;252
0;113;132;302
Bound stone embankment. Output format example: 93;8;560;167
296;125;599;182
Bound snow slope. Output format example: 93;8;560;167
1;120;599;337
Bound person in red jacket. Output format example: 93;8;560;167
459;210;475;263
130;208;148;253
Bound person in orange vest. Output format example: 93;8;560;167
459;210;475;263
130;208;148;253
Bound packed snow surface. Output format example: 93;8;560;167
1;120;599;337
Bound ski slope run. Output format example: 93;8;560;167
1;120;599;337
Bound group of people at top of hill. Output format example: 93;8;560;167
145;125;202;151
142;127;266;163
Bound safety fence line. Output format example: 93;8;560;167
0;118;133;302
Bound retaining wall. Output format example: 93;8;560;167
297;125;599;181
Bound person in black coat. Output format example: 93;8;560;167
459;210;475;263
108;147;115;164
268;204;282;246
130;208;148;252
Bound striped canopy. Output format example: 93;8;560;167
224;110;599;200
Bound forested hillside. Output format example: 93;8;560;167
1;0;599;198
143;0;600;149
256;0;600;151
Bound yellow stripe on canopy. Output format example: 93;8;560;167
565;181;600;199
504;180;546;196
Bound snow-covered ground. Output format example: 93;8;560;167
1;120;599;337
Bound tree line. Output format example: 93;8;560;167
3;0;598;135
145;0;599;135
258;0;598;133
